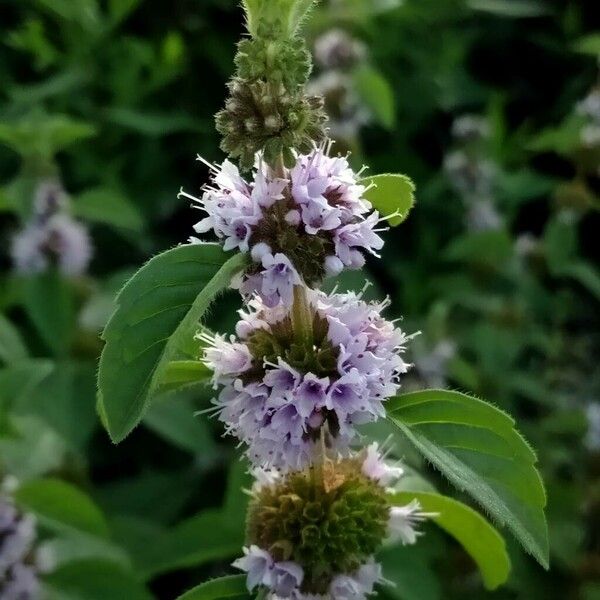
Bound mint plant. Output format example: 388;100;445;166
97;1;549;598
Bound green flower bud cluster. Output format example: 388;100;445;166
216;5;327;170
246;456;391;595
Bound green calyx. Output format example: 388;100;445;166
236;34;312;91
216;78;326;170
243;0;318;40
246;457;390;594
218;0;326;169
245;309;338;380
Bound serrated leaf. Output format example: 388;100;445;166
386;389;549;568
15;478;110;538
359;174;415;226
72;187;144;232
390;491;510;589
354;66;396;129
176;575;250;600
98;244;247;443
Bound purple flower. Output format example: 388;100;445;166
203;289;411;470
1;497;40;597
184;145;387;307
272;562;304;597
233;546;304;597
260;253;301;307
232;545;275;590
361;443;404;487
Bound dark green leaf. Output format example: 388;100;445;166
359;174;415;226
386;389;549;568
98;244;247;442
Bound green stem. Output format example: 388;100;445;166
292;285;313;346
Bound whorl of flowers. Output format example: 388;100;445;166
313;29;366;71
233;444;431;599
1;496;40;599
202;287;411;470
10;181;92;277
183;143;386;307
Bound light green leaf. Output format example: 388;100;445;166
354;66;396;129
386;389;549;568
468;0;550;17
0;112;95;160
72;188;144;232
15;478;110;538
176;575;250;600
573;34;600;56
0;314;28;364
359;174;415;226
22;271;75;357
390;491;510;589
156;360;212;394
45;560;153;600
98;244;247;443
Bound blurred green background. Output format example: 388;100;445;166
1;0;599;598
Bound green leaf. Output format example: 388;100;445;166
98;244;247;443
143;394;217;456
45;559;153;600
0;360;54;408
359;174;415;226
354;66;396;129
390;491;510;589
140;509;244;578
386;389;549;568
176;575;250;600
108;0;143;25
15;478;110;538
72;187;144;232
573;33;600;56
0;314;28;364
156;360;212;394
468;0;550;17
22;271;75;357
0;112;95;160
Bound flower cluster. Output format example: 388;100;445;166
233;444;431;599
183;144;385;307
576;85;600;148
10;181;92;277
202;288;410;469
1;496;40;600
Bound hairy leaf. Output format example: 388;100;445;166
386;389;549;568
98;244;247;442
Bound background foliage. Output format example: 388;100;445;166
1;0;598;598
